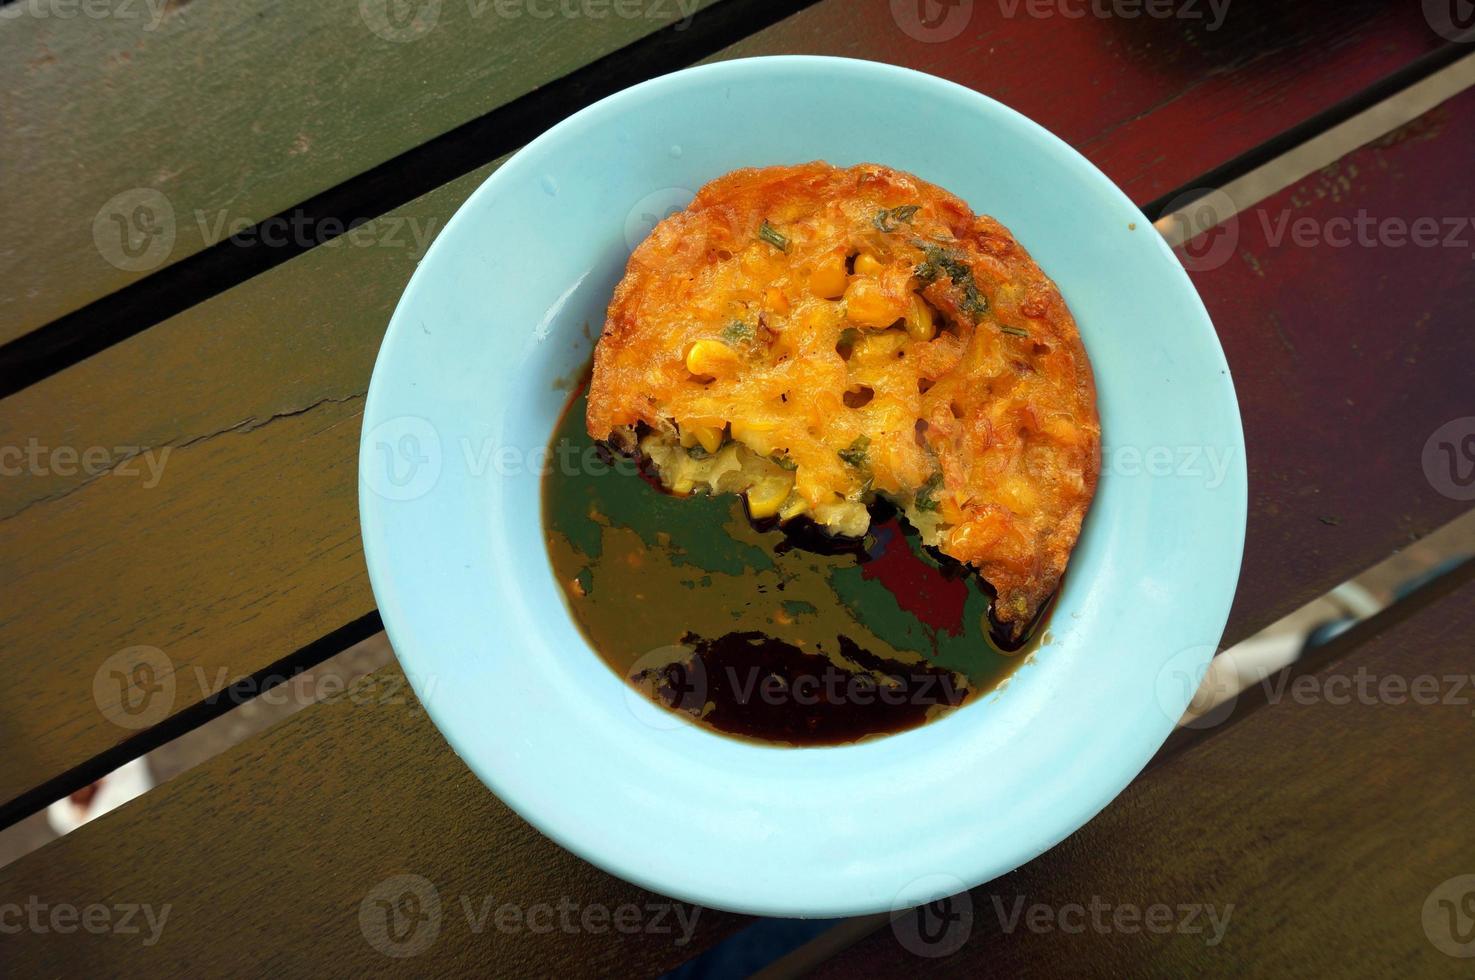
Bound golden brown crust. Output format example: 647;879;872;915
588;162;1101;632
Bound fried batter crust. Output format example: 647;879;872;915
588;162;1101;632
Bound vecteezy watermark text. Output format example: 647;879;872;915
93;188;440;273
992;895;1233;945
0;0;174;29
359;0;700;43
93;645;431;730
0;897;170;946
890;0;1231;44
1166;190;1475;273
0;441;170;487
995;0;1231;29
194;209;439;254
361;413;1240;503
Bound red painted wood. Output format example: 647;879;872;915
1187;94;1475;642
726;0;1451;205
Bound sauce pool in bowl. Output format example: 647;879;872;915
542;380;1053;745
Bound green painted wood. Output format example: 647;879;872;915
0;0;716;342
0;162;496;814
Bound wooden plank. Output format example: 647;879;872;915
0;0;719;342
0;166;494;816
808;574;1475;977
0;4;1459;814
1196;102;1475;641
714;0;1451;206
2;560;1467;976
0;668;746;976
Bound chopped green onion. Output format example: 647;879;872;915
1000;325;1029;338
835;327;861;359
915;472;943;512
758;220;789;252
838;435;871;468
722;320;755;344
912;240;989;320
874;204;920;233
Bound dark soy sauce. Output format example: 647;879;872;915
543;381;1054;746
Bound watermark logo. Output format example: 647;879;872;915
1422;418;1475;501
891;874;973;957
358;876;700;956
1159;187;1238;273
360;0;442;41
1155;644;1235;730
361;416;443;501
623;187;694;251
360;874;443;958
1423;874;1475;957
625;644;707;729
1424;0;1475;41
93;189;176;273
93;646;176;730
890;0;974;42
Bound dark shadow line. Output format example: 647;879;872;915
0;611;383;832
1146;551;1475;773
1141;41;1472;220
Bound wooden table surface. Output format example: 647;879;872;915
2;1;1471;976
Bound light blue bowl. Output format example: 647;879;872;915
359;56;1246;917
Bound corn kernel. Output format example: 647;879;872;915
686;339;740;378
765;286;790;314
679;423;723;454
746;473;796;519
809;254;848;298
1042;415;1084;446
844;279;902;329
730;418;777;436
852;330;908;361
730;419;778;454
854;252;885;276
905;294;936;341
999;476;1039;512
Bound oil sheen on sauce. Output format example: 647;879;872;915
542;383;1052;746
